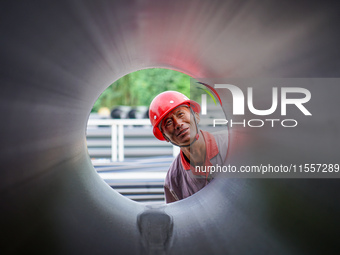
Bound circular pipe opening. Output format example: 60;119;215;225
86;68;196;204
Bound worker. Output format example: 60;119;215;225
149;91;228;203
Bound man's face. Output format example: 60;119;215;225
160;106;199;146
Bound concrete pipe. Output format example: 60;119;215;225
1;1;340;254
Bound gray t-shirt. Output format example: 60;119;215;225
164;130;229;203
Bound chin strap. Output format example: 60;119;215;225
162;108;200;148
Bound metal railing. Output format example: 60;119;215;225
87;119;180;161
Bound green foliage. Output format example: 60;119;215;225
92;68;191;112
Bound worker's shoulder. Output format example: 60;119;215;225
165;154;183;181
211;129;228;137
211;130;228;143
168;153;183;174
210;130;229;159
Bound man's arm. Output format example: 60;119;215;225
164;185;178;203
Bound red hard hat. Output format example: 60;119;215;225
149;91;201;141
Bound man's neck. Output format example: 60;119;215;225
181;131;206;167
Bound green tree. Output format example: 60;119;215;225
92;68;191;112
